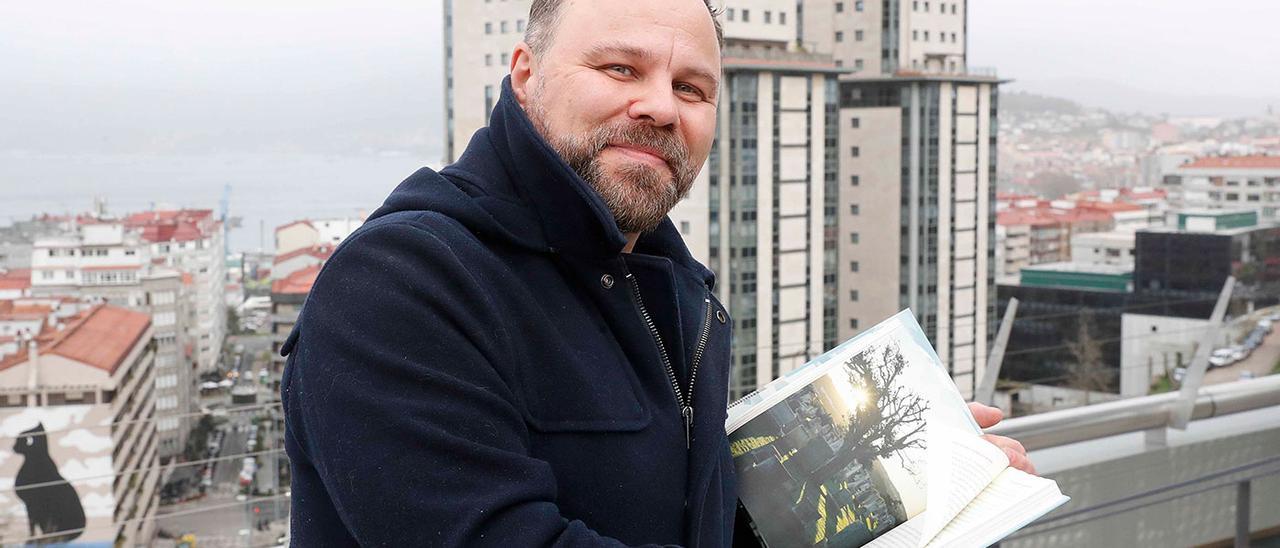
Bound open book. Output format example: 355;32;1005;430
726;310;1068;547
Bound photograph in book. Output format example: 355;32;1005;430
730;340;945;547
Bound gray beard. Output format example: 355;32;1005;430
525;89;697;234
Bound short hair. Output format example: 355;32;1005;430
525;0;725;54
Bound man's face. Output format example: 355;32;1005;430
514;0;721;234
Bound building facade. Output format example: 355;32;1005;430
0;305;159;545
835;75;998;398
28;219;199;460
1164;156;1280;220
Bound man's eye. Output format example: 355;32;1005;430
607;65;633;76
675;83;705;99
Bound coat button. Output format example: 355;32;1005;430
716;310;727;324
600;274;615;289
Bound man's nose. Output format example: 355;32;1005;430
627;79;679;128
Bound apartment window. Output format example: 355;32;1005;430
835;60;844;67
41;270;54;280
850;204;860;215
850;146;860;157
912;30;919;41
850;261;860;272
485;22;492;34
835;31;844;42
742;9;750;22
855;0;864;11
485;54;493;66
952;32;958;42
924;1;930;11
851;175;860;186
854;59;864;70
500;21;508;33
727;8;734;20
765;10;772;24
851;117;861;129
780;12;787;24
850;290;860;301
680;221;691;234
484;85;495;124
517;19;525;32
913;0;919;10
836;2;844;13
924;31;930;42
851;232;860;244
855;30;864;41
850;318;860;329
501;52;510;65
952;4;958;14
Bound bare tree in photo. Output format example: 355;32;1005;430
812;343;930;480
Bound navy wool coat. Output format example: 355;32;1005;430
281;78;738;547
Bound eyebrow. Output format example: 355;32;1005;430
585;41;721;96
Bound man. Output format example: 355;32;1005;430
280;0;1033;545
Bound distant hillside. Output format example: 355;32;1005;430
1001;91;1084;115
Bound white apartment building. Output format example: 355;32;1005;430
29;218;199;459
274;217;363;257
0;305;159;545
799;0;968;75
1071;231;1136;268
1164;155;1280;220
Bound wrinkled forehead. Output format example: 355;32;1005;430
549;0;722;70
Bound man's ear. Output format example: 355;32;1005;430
510;42;535;108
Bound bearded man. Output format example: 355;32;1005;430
280;0;1033;545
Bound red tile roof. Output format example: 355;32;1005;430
271;264;322;295
273;244;334;266
275;220;315;233
1182;155;1280;169
125;209;215;243
0;305;150;374
0;302;53;322
0;269;31;291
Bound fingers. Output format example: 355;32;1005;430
968;401;1004;429
982;434;1037;476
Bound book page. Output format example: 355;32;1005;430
912;428;1009;546
923;467;1069;547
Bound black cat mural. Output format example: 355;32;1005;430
14;422;86;544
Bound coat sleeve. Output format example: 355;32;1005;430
281;217;673;547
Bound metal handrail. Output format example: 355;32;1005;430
986;375;1280;450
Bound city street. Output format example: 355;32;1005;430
1205;312;1280;385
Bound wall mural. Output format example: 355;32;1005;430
0;406;116;545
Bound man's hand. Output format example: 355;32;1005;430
968;402;1037;476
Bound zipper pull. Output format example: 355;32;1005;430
682;405;693;449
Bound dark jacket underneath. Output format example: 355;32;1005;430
281;78;736;547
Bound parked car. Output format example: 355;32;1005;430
1208;355;1231;368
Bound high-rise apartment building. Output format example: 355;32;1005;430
799;0;1000;398
709;45;844;398
26;209;224;460
442;0;1002;397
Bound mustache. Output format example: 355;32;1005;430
583;121;690;172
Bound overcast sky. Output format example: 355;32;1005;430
1;0;1277;158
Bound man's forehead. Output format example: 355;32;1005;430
556;0;721;56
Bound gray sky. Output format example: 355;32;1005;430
969;0;1280;115
2;0;1276;159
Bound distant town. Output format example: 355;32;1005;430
0;0;1277;545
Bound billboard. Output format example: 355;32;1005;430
0;405;116;546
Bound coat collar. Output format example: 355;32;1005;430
443;77;716;289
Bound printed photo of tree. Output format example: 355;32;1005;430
731;342;930;548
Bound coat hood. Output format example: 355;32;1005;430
367;76;715;288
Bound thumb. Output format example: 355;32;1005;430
968;402;1003;429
